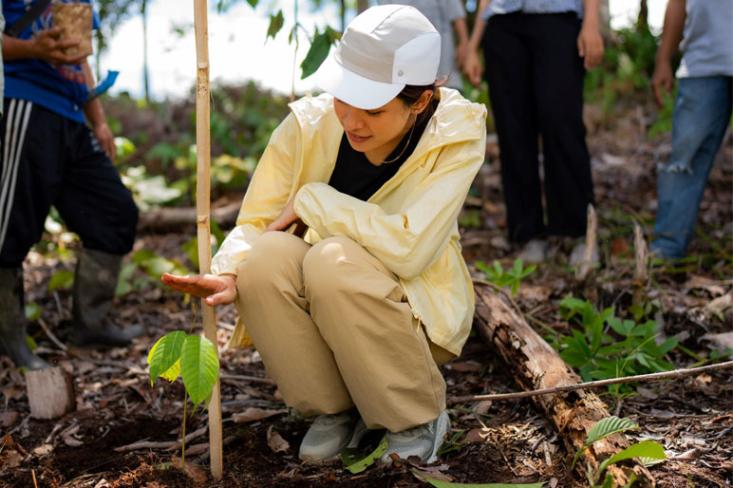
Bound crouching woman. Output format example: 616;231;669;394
162;5;486;464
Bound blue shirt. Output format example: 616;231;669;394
483;0;583;20
677;0;733;78
3;0;100;123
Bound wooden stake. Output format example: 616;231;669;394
576;204;597;281
633;221;648;284
26;366;76;419
193;0;223;479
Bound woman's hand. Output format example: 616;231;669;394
577;20;604;70
161;273;237;306
463;50;483;87
266;197;307;236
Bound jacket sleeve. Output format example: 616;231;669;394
293;134;485;280
211;113;300;275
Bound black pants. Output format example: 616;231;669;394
483;12;594;243
0;98;138;268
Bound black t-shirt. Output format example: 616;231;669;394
328;114;429;201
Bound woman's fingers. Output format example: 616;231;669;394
205;287;236;306
160;273;216;297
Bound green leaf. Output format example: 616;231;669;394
343;435;387;474
24;302;42;321
48;269;74;292
148;331;186;385
598;440;666;474
266;10;284;41
416;474;543;488
586;416;638;446
180;335;220;407
301;28;336;79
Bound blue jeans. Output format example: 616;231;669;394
651;76;732;259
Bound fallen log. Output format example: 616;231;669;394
137;201;240;232
472;284;654;486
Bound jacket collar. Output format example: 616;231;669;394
288;88;487;199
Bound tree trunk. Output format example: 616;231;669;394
636;0;649;33
141;0;150;103
339;0;346;32
472;286;655;486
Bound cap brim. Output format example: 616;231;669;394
315;54;405;110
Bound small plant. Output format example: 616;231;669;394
574;416;666;487
148;331;220;462
476;259;536;296
554;297;678;399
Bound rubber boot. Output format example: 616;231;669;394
0;268;49;370
69;249;143;347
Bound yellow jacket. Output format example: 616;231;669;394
211;88;487;356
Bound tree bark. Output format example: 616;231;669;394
472;286;655;486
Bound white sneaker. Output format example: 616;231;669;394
299;411;358;463
517;239;548;264
380;411;451;465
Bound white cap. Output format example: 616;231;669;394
315;5;441;110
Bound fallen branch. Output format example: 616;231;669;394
137;201;240;232
451;360;733;403
472;284;653;485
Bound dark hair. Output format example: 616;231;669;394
397;81;443;125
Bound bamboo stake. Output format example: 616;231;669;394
193;0;223;479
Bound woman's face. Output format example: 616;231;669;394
333;95;424;164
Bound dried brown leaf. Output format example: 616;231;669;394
266;426;290;453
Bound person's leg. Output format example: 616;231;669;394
54;121;141;345
652;76;733;258
0;100;63;369
236;231;353;416
483;14;544;243
302;236;446;434
530;13;594;238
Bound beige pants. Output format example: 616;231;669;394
236;232;452;432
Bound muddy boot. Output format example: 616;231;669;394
0;268;49;370
69;249;143;347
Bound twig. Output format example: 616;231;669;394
450;360;733;403
32;469;38;488
219;373;276;385
37;318;68;352
113;426;207;452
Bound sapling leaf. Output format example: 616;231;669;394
342;435;387;474
266;10;284;41
180;335;220;407
585;416;638;446
598;440;666;475
148;331;186;385
301;28;335;79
